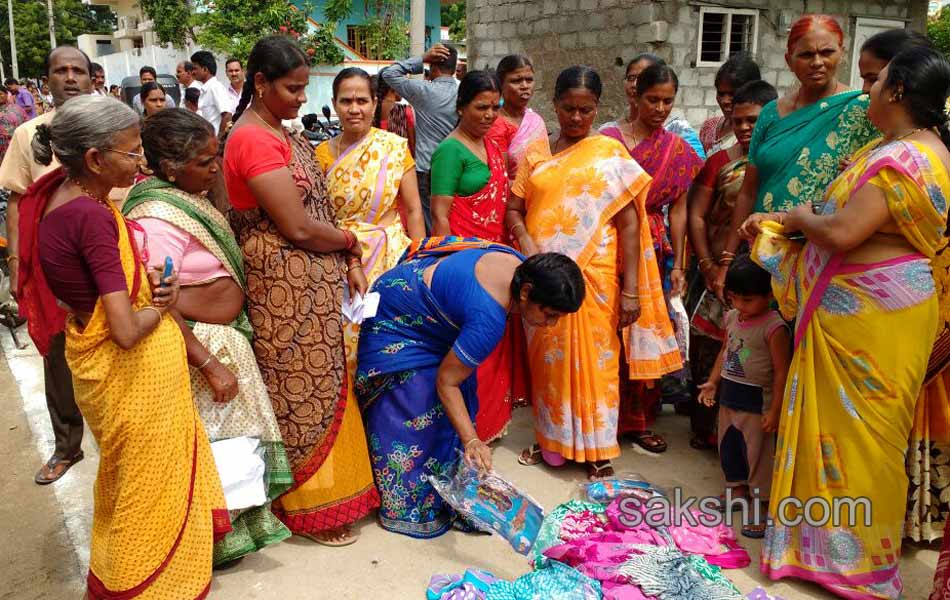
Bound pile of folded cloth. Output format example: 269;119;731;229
427;475;781;600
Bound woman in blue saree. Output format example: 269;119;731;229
356;237;584;538
714;14;878;296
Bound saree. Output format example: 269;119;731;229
123;178;293;565
356;237;523;537
749;91;877;213
504;109;548;181
600;123;701;434
699;115;736;156
446;135;524;442
315;127;415;377
753;140;950;599
30;168;230;598
935;520;950;600
689;152;749;442
514;135;676;463
228;134;379;534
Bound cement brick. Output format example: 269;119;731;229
495;5;508;21
561;32;580;49
502;22;517;38
474;23;489;38
560;0;578;11
581;30;600;47
589;12;607;29
482;6;494;21
481;40;495;56
668;24;687;45
704;88;719;105
509;3;525;19
699;71;716;87
579;0;598;10
496;40;510;55
678;68;699;86
884;4;902;16
600;0;618;8
544;0;558;15
683;87;703;106
686;108;708;125
777;70;797;88
518;20;534;36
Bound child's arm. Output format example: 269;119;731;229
698;343;726;407
763;325;792;432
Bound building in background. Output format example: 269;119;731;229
466;0;929;126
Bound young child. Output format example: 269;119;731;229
698;254;790;539
687;80;779;451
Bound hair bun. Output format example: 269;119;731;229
34;124;52;146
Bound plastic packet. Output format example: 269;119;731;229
580;472;666;504
429;455;545;555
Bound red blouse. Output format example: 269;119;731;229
223;125;292;210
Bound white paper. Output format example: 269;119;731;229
342;289;381;324
210;436;267;511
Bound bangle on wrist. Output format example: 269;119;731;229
464;438;481;449
196;354;214;370
347;263;362;272
6;255;18;264
341;229;357;251
698;257;715;268
621;289;639;300
140;305;162;320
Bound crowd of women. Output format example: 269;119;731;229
10;12;950;600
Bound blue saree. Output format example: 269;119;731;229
356;237;524;538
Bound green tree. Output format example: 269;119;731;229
0;0;115;78
440;0;465;42
929;7;950;57
140;0;346;65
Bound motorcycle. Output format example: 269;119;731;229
302;105;342;146
0;189;28;349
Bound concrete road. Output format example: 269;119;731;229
0;328;940;599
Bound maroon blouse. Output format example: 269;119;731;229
38;196;127;313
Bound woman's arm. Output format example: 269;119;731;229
783;183;890;254
505;192;539;256
430;194;454;236
398;170;427;239
687;183;716;288
247;169;360;256
614;202;641;327
100;269;178;350
669;190;688;297
436;350;491;472
168;309;239;402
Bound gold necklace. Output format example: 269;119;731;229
876;127;923;150
249;107;286;142
70;178;110;208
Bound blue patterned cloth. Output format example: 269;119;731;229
356;237;523;538
486;561;602;600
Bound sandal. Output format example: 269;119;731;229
518;444;543;466
741;522;767;539
299;526;359;547
35;450;84;485
631;431;667;454
586;460;614;481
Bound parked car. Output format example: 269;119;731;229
120;74;181;109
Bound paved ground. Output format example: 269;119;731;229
0;326;941;599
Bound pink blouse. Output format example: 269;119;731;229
135;217;231;285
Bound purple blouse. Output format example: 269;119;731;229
38;196;127;313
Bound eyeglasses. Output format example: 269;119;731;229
104;148;145;161
624;75;638;83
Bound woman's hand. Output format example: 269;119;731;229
761;406;782;433
699;261;717;292
520;235;541;257
148;269;179;313
697;381;718;407
346;238;363;260
201;358;239;403
783;202;812;232
738;213;773;241
347;264;369;298
463;438;492;473
670;268;686;298
712;265;727;301
619;294;641;328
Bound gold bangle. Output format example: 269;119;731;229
465;438;481;449
196;354;214;370
6;255;19;264
347;263;362;271
698;257;715;267
139;305;162;320
621;290;639;299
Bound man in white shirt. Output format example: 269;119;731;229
176;60;202;98
191;50;232;137
225;57;245;112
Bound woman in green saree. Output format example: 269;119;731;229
124;109;293;566
714;14;878;296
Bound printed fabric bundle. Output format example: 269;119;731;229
429;456;545;555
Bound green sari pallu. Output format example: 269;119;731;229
124;177;293;565
749;90;877;213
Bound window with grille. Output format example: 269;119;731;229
347;25;374;59
696;8;758;67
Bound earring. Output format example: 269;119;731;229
169;174;176;182
257;89;264;99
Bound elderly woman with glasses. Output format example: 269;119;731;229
16;95;229;597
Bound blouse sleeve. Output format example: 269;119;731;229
314;141;334;173
452;306;508;368
399;138;416;174
229;127;290;180
135;217;190;272
430;140;464;196
79;201;127;297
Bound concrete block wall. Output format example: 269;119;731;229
467;0;921;130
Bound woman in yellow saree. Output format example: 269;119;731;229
21;96;229;599
315;68;425;376
745;48;950;599
507;66;678;479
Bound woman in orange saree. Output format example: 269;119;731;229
431;71;525;442
20;96;229;599
507;66;678;479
